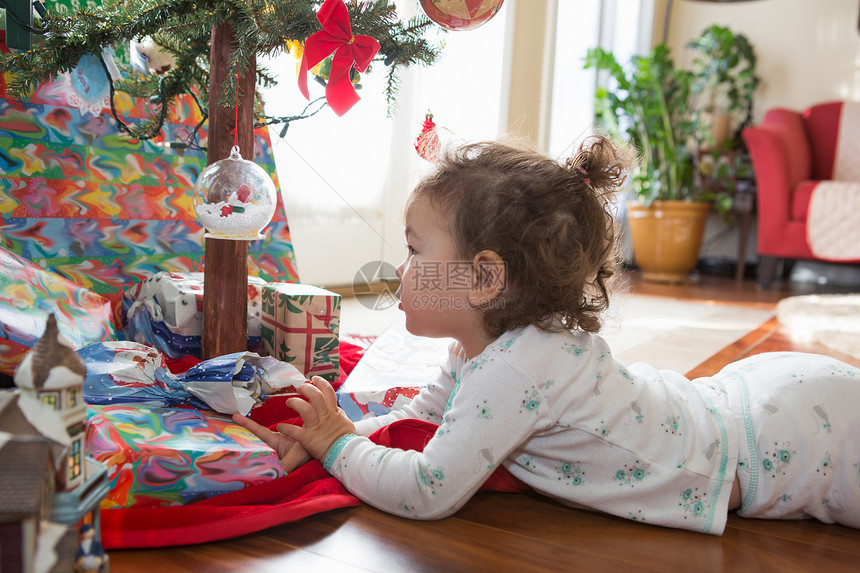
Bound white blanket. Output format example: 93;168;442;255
807;181;860;260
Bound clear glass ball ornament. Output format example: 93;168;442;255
193;145;277;240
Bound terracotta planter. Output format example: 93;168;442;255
627;200;711;284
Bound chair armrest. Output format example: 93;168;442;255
743;123;797;234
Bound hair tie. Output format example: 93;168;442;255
577;166;591;189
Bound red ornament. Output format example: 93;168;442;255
220;205;234;217
419;0;504;31
298;0;381;116
235;184;251;203
414;113;441;162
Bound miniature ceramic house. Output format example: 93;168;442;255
13;314;89;490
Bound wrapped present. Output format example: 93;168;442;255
86;405;286;509
0;246;116;376
80;341;306;415
123;271;267;358
260;283;341;383
337;325;452;421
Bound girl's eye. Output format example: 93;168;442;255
406;244;416;256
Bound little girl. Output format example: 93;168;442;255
234;136;860;535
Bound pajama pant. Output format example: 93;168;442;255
715;352;860;528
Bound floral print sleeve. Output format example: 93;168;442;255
326;331;566;519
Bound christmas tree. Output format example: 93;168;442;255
0;0;441;139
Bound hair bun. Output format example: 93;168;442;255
566;135;631;196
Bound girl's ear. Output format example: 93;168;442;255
469;250;506;307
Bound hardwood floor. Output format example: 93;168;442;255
109;270;860;572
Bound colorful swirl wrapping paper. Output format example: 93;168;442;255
0;245;116;374
0;31;300;348
86;405;286;509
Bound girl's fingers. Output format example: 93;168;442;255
297;379;331;414
276;421;302;443
232;411;256;430
310;376;338;407
281;446;311;473
232;412;268;435
286;395;318;425
277;379;354;461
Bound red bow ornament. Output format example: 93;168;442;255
298;0;381;116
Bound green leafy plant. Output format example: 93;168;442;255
584;27;758;219
695;148;753;218
584;44;700;206
688;24;759;142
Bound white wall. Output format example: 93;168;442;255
662;0;860;119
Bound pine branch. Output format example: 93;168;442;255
0;0;442;136
384;63;401;118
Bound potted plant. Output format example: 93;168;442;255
584;27;759;284
584;44;709;283
688;24;759;150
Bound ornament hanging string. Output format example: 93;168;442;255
230;74;240;152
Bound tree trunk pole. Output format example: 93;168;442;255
202;22;257;359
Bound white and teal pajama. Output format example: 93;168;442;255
323;323;860;534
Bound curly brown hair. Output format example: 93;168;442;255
408;135;630;337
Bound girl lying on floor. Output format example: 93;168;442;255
235;136;860;535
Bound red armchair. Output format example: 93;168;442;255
743;101;860;287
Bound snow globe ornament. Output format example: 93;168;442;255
418;0;504;31
193;146;277;240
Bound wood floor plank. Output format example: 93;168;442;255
272;504;644;573
457;492;860;573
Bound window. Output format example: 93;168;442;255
68;438;83;481
41;392;59;410
549;0;652;158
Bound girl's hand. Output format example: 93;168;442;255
277;376;356;461
231;412;311;473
